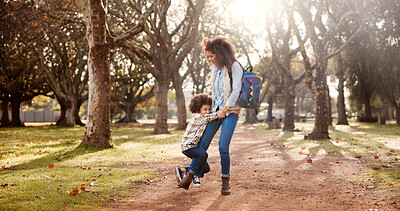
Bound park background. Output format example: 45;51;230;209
1;0;400;210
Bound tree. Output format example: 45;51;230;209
110;50;155;123
265;3;306;131
74;0;157;148
290;0;360;139
0;1;51;127
121;0;205;133
33;0;89;127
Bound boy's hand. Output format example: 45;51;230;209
216;109;226;119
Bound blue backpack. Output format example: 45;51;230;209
228;62;261;109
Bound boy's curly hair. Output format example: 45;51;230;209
189;93;213;113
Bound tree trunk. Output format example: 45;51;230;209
116;104;139;123
305;62;330;140
336;51;349;125
10;99;23;127
267;96;274;122
173;73;187;130
75;98;85;126
79;0;112;148
1;100;11;127
395;106;400;125
283;74;295;131
327;86;332;126
364;98;374;122
154;78;169;134
57;94;78;127
245;109;257;123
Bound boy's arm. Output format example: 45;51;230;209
200;112;219;122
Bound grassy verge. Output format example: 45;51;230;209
0;125;183;210
254;120;400;191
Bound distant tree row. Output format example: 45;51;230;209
1;0;399;147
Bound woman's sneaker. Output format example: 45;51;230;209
192;176;201;188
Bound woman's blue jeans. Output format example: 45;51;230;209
188;113;238;178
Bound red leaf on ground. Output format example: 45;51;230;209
50;174;55;178
390;149;395;152
81;187;86;191
374;156;379;159
301;147;306;150
388;183;393;186
48;164;54;169
98;174;102;178
335;161;342;164
70;189;80;194
15;154;20;157
307;159;312;163
378;146;383;149
299;151;304;155
336;140;339;143
1;166;5;169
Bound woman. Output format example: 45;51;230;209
192;36;242;195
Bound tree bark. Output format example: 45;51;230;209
173;72;187;130
154;78;169;134
78;0;112;148
10;99;23;127
336;51;349;125
396;106;400;125
57;93;78;127
1;100;11;127
245;109;258;123
327;86;333;126
305;61;330;140
283;74;296;131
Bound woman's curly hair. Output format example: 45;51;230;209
189;93;213;113
202;36;237;70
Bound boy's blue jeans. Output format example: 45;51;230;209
188;113;238;178
183;147;210;177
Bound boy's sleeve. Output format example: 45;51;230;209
200;112;218;123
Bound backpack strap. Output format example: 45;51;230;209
228;61;247;89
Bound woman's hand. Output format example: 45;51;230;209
217;106;229;119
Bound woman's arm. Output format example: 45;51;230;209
226;62;243;107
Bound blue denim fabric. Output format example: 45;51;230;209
198;113;238;177
212;68;224;113
183;147;210;178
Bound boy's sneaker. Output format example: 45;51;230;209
192;176;201;188
175;167;184;182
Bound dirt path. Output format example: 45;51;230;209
105;124;399;210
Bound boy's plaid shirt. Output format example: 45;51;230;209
181;112;218;151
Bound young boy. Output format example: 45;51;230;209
176;93;220;190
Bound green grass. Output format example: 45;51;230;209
254;120;400;191
0;125;184;211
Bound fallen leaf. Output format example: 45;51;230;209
48;164;54;169
69;189;80;194
390;149;395;153
92;190;100;195
335;161;342;164
388;182;393;186
81;187;86;191
336;140;339;143
301;147;306;150
1;166;5;169
374;155;379;159
299;151;304;155
378;146;383;149
15;154;20;157
307;159;312;163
